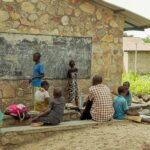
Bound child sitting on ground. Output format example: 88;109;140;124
112;81;132;106
31;87;65;127
113;86;150;123
123;81;132;106
34;81;50;112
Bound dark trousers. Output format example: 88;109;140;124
80;100;92;120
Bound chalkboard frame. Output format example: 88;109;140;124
0;32;92;80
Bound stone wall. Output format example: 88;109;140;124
0;0;124;109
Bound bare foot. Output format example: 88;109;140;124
31;122;44;127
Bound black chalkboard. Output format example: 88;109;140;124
0;33;92;79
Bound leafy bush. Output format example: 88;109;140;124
143;37;150;43
122;72;150;95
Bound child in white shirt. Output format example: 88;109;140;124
34;81;50;112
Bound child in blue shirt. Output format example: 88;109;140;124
29;52;44;110
113;86;150;123
113;86;128;120
29;52;44;87
123;82;132;106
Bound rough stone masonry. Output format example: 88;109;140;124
0;0;124;109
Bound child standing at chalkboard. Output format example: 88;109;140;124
67;60;79;106
29;52;44;110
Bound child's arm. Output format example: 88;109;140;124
29;74;44;84
137;95;150;102
32;110;50;121
126;110;139;116
111;91;118;96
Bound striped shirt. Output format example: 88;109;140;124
89;84;114;122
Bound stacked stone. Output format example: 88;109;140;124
0;0;124;108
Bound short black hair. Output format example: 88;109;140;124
118;86;126;95
33;52;41;58
41;81;49;87
92;75;102;85
53;87;62;98
123;81;130;87
69;60;75;67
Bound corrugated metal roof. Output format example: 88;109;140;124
93;0;150;30
123;37;150;51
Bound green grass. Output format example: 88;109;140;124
122;72;150;95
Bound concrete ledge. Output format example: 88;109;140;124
1;120;97;135
0;120;99;147
0;120;129;148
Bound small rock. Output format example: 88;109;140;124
74;9;81;17
37;2;46;11
47;5;56;15
21;11;28;18
13;21;20;28
102;34;114;43
51;29;59;35
5;4;14;12
96;9;102;20
35;14;49;26
79;2;95;14
17;90;24;97
10;12;20;20
110;20;118;28
61;15;69;26
0;10;9;22
20;18;34;26
65;8;73;16
21;2;35;13
30;28;40;34
19;25;29;32
58;7;65;15
114;38;119;44
0;83;16;98
28;14;38;21
71;0;78;5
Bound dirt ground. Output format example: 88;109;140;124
15;121;150;150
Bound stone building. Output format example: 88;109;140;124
123;37;150;74
0;0;149;108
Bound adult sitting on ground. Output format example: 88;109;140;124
86;75;114;122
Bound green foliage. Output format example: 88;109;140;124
122;72;150;95
143;37;150;43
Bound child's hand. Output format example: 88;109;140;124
29;79;32;84
31;116;39;121
137;94;142;99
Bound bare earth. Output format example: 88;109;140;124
17;121;150;150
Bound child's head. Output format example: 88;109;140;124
92;75;102;86
123;81;130;90
69;60;75;68
41;81;49;91
33;52;41;62
118;86;127;96
53;87;62;98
